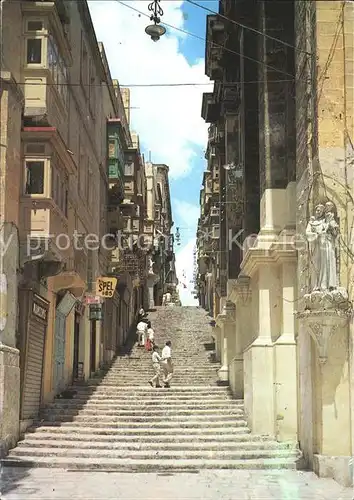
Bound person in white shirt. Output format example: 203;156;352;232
147;321;155;343
149;345;162;388
136;320;148;347
161;340;173;388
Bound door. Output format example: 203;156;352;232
54;310;66;394
90;321;96;374
53;291;77;394
73;312;80;381
22;318;46;420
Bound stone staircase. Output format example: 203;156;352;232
3;307;300;471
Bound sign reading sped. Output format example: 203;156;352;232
95;277;117;298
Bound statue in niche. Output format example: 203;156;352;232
305;201;339;292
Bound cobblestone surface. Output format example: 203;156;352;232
1;467;353;499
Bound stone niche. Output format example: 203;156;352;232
297;200;353;486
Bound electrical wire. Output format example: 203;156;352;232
186;0;311;56
117;0;295;79
4;79;294;89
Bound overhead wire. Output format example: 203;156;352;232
2;79;294;88
117;0;296;80
185;0;312;56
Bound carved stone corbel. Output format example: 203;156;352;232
297;309;351;364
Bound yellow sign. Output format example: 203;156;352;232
95;277;117;298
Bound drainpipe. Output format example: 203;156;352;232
0;0;7;338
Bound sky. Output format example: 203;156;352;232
89;0;218;306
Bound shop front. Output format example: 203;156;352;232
18;289;49;427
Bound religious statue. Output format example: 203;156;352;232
305;202;339;292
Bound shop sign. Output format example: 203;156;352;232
95;277;117;298
89;304;103;321
32;298;47;321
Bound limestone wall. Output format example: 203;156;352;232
295;0;354;485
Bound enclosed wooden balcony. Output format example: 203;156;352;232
201;93;220;123
205;15;226;80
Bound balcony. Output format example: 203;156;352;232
205;15;226;80
221;84;241;115
201;93;220;124
107;119;125;205
20;132;76;263
22;6;73;134
108;183;124;208
208;124;217;142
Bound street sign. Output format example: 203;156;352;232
95;277;117;298
85;295;102;305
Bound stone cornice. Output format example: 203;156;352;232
241;243;297;278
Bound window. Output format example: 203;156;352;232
47;35;68;107
25;161;44;194
79;147;86;198
124;162;134;176
27;39;42;64
108;139;116;158
80;36;88;88
88;60;96;114
87;162;93;206
52;159;68;217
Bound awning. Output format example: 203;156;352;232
50;272;86;298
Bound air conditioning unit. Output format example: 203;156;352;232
212;225;220;239
210;207;219;217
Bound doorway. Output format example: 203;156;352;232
90;320;97;374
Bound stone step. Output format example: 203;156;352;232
70;387;231;395
83;384;220;389
8;447;298;461
45;401;244;411
1;456;297;471
64;395;235;404
16;439;294;452
38;414;248;425
26;425;252;437
23;431;267;443
32;419;248;429
40;408;246;417
71;385;229;391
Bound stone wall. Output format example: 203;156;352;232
295;0;354;486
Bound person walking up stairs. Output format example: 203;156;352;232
2;307;301;472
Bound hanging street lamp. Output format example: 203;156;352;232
145;0;166;42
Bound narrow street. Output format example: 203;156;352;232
1;307;352;499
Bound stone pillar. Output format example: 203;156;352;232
148;285;155;309
0;224;20;457
216;301;235;383
230;276;252;399
0;344;20;457
213;324;221;362
273;260;298;441
257;0;293;246
243;265;275;436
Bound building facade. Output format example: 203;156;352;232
197;0;354;487
145;163;176;308
0;0;177;457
